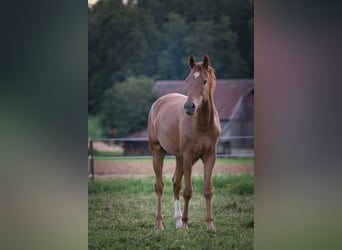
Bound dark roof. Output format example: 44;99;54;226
127;129;148;139
154;79;254;120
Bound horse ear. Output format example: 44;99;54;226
188;55;195;69
203;54;209;69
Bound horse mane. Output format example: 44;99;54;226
208;66;216;97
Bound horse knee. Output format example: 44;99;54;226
204;188;213;200
183;187;192;200
155;182;164;195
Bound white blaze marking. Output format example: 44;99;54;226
193;71;200;79
174;199;183;229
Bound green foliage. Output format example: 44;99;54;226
184;16;247;78
88;115;104;138
88;0;160;114
158;12;189;79
88;175;254;249
89;0;254;115
101;76;156;137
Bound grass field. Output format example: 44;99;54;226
91;156;254;165
88;175;254;249
92;151;253;164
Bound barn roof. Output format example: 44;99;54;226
127;129;148;139
154;79;254;120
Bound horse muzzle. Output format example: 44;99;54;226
184;102;195;116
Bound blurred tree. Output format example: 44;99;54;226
219;0;254;77
88;1;160;114
88;115;104;138
184;16;244;78
101;76;156;137
158;13;189;79
137;0;167;28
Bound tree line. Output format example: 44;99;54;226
88;0;253;137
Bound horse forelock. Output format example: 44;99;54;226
191;62;216;97
192;62;215;74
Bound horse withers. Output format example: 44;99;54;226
147;55;221;231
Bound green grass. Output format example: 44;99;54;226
92;156;254;165
93;150;124;157
89;175;254;249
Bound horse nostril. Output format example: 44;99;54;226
184;102;196;116
184;102;195;110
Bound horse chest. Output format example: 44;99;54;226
181;129;218;154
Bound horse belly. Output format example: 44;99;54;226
156;114;181;155
150;94;186;156
158;133;181;155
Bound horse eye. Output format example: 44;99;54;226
202;79;207;84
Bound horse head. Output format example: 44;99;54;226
184;54;215;116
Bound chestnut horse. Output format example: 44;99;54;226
148;55;221;231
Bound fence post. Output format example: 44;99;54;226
89;138;94;180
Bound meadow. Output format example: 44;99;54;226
88;174;253;249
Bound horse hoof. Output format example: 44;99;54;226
175;218;183;229
207;222;216;231
180;223;188;230
155;222;164;230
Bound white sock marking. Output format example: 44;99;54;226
174;199;183;229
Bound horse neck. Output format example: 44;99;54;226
197;92;216;129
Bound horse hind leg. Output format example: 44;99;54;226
172;156;184;229
202;151;217;231
151;143;165;230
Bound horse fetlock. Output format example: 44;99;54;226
206;217;214;223
175;218;183;229
174;199;183;229
174;213;182;219
155;216;164;230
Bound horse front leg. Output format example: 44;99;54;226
181;155;193;230
202;149;217;231
173;156;184;229
152;144;165;230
